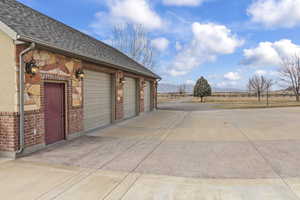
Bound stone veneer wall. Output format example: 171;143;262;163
7;45;85;153
0;44;157;156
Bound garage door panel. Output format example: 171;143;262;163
124;77;137;119
85;100;111;105
84;112;111;119
84;70;112;131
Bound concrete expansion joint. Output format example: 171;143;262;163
34;112;186;200
35;168;96;200
102;112;188;200
230;121;300;200
102;173;142;200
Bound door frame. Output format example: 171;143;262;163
144;79;154;111
124;74;139;116
83;69;114;131
144;80;151;112
124;76;138;118
82;65;117;124
43;80;68;144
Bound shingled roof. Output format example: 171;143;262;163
0;0;160;79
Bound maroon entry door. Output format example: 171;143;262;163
44;83;65;145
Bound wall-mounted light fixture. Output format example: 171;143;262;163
75;68;85;80
119;77;126;85
25;59;39;76
142;80;146;88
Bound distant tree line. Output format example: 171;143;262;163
247;54;300;103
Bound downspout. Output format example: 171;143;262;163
16;42;36;154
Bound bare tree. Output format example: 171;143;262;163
178;84;186;95
265;78;274;106
248;75;267;102
279;55;300;101
247;82;252;97
111;24;156;70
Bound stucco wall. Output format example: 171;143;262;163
0;30;17;112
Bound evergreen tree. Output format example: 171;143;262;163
193;77;212;102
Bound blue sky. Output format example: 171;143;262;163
19;0;300;89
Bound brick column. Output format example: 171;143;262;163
152;81;158;110
115;71;124;120
138;78;145;113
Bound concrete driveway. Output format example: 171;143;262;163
1;105;300;199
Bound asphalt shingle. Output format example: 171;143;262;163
0;0;159;79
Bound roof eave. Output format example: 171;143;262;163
0;20;18;40
18;35;160;80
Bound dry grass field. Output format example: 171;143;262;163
158;92;300;109
158;93;186;103
201;96;300;109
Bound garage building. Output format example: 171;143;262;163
0;0;160;158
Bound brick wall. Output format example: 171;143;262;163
0;113;18;151
0;111;45;151
24;111;44;148
0;45;157;155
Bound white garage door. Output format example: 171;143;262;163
84;70;112;131
144;81;151;112
124;77;137;119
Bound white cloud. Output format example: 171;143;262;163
254;70;280;77
91;0;162;33
163;0;207;6
247;0;300;28
224;72;241;81
217;81;238;88
186;79;195;85
269;70;280;77
242;39;300;67
169;69;188;76
168;22;244;76
208;74;219;79
151;37;170;51
255;70;267;76
175;41;182;51
192;23;244;54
